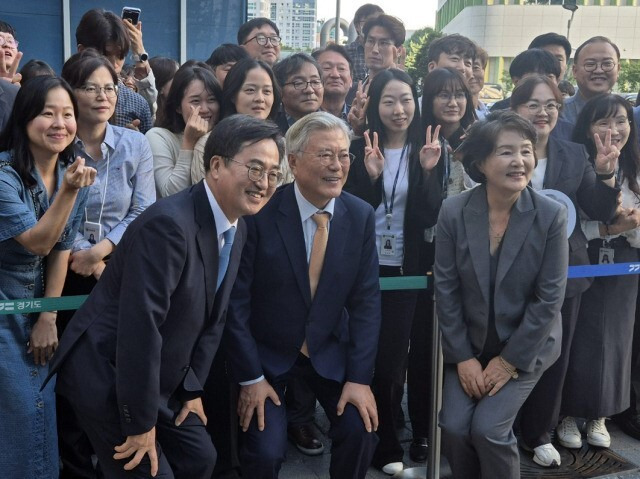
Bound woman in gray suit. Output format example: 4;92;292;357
435;111;569;479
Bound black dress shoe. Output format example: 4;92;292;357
409;437;428;463
618;413;640;441
287;424;325;456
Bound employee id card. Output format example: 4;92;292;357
84;221;103;245
380;234;396;256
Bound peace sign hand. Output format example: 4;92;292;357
364;130;384;182
348;81;369;136
594;129;620;176
420;125;442;172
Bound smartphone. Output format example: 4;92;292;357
122;7;141;25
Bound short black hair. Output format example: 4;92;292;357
206;43;249;69
354;4;384;23
312;43;354;78
203;114;285;171
0;20;16;37
421;67;476;132
363;14;405;47
509;48;560;80
148;56;179;93
528;33;572;60
19;60;56;85
221;58;280;120
574;36;621;62
273;53;322;89
460;110;537;184
558;80;575;97
427;34;476;64
76;9;130;58
237;17;280;45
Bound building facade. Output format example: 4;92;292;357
270;0;317;50
248;0;271;20
436;1;640;84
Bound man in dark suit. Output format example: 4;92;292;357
46;115;284;478
225;111;381;478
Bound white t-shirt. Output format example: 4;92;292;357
531;157;547;191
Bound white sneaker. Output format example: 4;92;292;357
586;418;611;448
557;416;582;449
532;443;561;467
382;462;404;475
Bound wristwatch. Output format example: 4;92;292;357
131;52;149;62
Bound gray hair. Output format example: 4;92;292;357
285;111;351;155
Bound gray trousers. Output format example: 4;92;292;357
439;364;541;479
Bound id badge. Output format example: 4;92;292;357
84;221;103;245
599;247;614;264
380;234;396;256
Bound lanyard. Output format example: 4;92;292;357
85;150;110;226
441;137;450;199
381;146;406;230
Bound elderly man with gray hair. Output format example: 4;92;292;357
225;111;382;478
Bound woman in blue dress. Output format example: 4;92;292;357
0;75;96;478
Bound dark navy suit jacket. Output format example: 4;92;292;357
224;184;381;386
46;181;246;436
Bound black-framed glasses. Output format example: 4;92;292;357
523;101;561;114
77;84;118;98
0;36;18;49
364;37;395;49
582;60;617;72
284;79;323;90
227;158;283;187
299;150;355;166
244;34;282;47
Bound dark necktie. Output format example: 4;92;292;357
217;226;236;292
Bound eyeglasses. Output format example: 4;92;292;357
284;79;323;91
77;84;118;98
0;36;18;49
435;91;467;102
593;117;630;132
364;37;395;49
244;34;282;47
522;101;561;114
227;158;283;187
582;60;617;72
299;150;355;166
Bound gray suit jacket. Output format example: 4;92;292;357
435;185;568;373
0;81;19;133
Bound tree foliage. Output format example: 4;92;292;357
617;60;640;94
405;27;443;95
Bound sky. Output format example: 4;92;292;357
316;0;438;31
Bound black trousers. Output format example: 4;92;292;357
518;294;582;448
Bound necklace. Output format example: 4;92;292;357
489;216;509;244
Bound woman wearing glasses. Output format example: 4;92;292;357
509;76;619;467
560;94;640;450
344;68;442;475
146;64;221;198
56;48;156;477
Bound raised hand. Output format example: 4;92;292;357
347;81;369;136
363;130;384;182
0;49;22;84
593;129;620;176
182;105;210;150
420;125;442;172
63;157;97;191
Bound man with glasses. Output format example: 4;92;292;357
345;4;384;83
0;20;21;84
273;53;324;137
225;111;381;479
561;36;620;125
363;14;405;83
238;17;281;67
47;115;284;479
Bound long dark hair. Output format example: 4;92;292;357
0;76;78;188
221;58;280;121
572;94;640;195
157;65;222;134
365;68;423;163
421;67;476;138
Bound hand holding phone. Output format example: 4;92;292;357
122;7;141;25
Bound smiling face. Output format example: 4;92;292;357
317;50;353;100
429;52;473;86
515;83;559;142
27;87;77;160
75;66;117;126
281;62;324;120
432;84;467;128
178;79;220;130
241;25;281;66
479;130;535;196
234;67;274;120
378;79;415;137
0;31;18;69
288;128;350;209
468;58;485;96
208;138;281;221
573;41;620;99
589;104;631;151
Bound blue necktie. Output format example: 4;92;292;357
217;226;236;292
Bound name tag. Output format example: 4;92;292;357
84;221;103;245
380;234;396;256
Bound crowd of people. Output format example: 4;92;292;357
1;3;640;479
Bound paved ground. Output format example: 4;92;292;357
278;391;640;479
